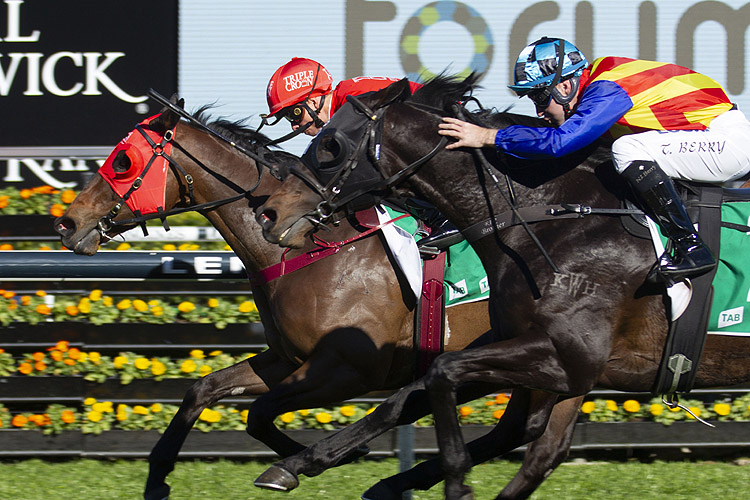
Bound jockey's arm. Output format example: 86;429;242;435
495;81;633;159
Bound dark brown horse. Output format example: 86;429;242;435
254;75;750;500
54;98;586;500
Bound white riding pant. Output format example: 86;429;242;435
611;109;750;184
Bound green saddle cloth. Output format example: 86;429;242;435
383;206;489;307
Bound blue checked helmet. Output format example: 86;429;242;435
509;37;588;107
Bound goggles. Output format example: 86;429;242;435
528;89;553;109
282;105;306;125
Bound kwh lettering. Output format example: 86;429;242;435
550;272;601;298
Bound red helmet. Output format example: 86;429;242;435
266;58;334;116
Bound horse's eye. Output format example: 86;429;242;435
112;150;132;174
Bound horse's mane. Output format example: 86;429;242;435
408;73;549;130
190;105;298;163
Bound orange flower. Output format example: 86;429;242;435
0;243;13;251
67;347;81;360
20;295;30;305
34;361;47;372
50;341;69;352
19;189;33;199
11;415;28;427
63;358;76;366
459;406;473;417
3;290;15;299
28;414;46;426
493;409;506;419
65;305;79;316
49;204;65;217
31;352;45;362
61;410;76;424
33;185;55;194
35;290;47;297
494;393;510;405
60;190;76;204
35;304;51;315
18;362;33;375
50;350;64;362
7;301;17;310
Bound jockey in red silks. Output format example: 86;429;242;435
264;57;458;247
439;37;750;281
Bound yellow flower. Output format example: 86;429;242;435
208;298;219;308
209;350;223;356
102;297;113;306
181;360;197;373
315;412;332;424
151;306;163;317
605;400;618;412
133;299;148;312
623;400;640;413
150;403;162;413
151;360;167;376
240;409;249;423
132;405;149;415
366;407;376;415
280;412;295;423
238;301;258;313
116;242;131;251
84;397;97;406
687;406;701;419
89;289;102;301
189;349;205;359
87;410;102;423
200;365;212;376
147;299;159;306
89;352;101;363
199;409;221;423
581;401;596;414
92;402;108;413
339;405;356;417
116;299;132;310
298;409;310;417
162;244;176;251
78;298;91;314
178;301;195;313
649;403;664;416
113;356;129;369
117;404;128;413
713;403;731;416
116;411;128;421
134;358;150;370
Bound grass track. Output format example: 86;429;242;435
2;457;750;499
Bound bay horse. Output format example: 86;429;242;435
53;97;584;500
254;75;750;500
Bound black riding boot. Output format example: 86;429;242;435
404;198;462;248
621;160;716;281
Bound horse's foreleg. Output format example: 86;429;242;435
144;349;295;500
496;395;583;500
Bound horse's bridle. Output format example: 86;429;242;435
288;93;448;229
96;91;284;241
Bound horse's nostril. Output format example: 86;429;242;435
54;217;74;236
257;209;277;230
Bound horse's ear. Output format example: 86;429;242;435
148;93;183;132
370;78;412;109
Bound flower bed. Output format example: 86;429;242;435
0;289;260;328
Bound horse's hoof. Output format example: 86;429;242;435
144;483;170;500
361;480;401;500
254;465;300;491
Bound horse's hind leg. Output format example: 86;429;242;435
144;349;297;500
425;336;597;500
496;395;583;500
362;388;560;500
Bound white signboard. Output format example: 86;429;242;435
179;0;750;155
